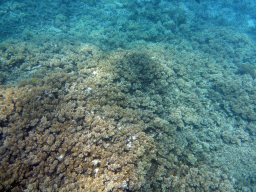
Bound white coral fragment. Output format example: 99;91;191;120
57;154;64;161
127;141;132;148
86;87;92;92
94;168;99;174
92;160;101;166
92;70;98;75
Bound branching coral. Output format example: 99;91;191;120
1;39;252;191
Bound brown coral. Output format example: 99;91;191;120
1;37;250;191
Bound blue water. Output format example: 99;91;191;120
0;0;255;191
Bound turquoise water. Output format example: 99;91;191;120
0;0;255;191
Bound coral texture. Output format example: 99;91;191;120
1;26;256;191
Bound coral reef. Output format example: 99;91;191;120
0;72;156;191
0;0;256;191
0;22;256;191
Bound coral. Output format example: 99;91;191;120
236;63;256;79
1;0;256;190
0;48;161;191
1;29;256;191
83;0;101;6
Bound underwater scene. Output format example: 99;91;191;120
0;0;256;191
